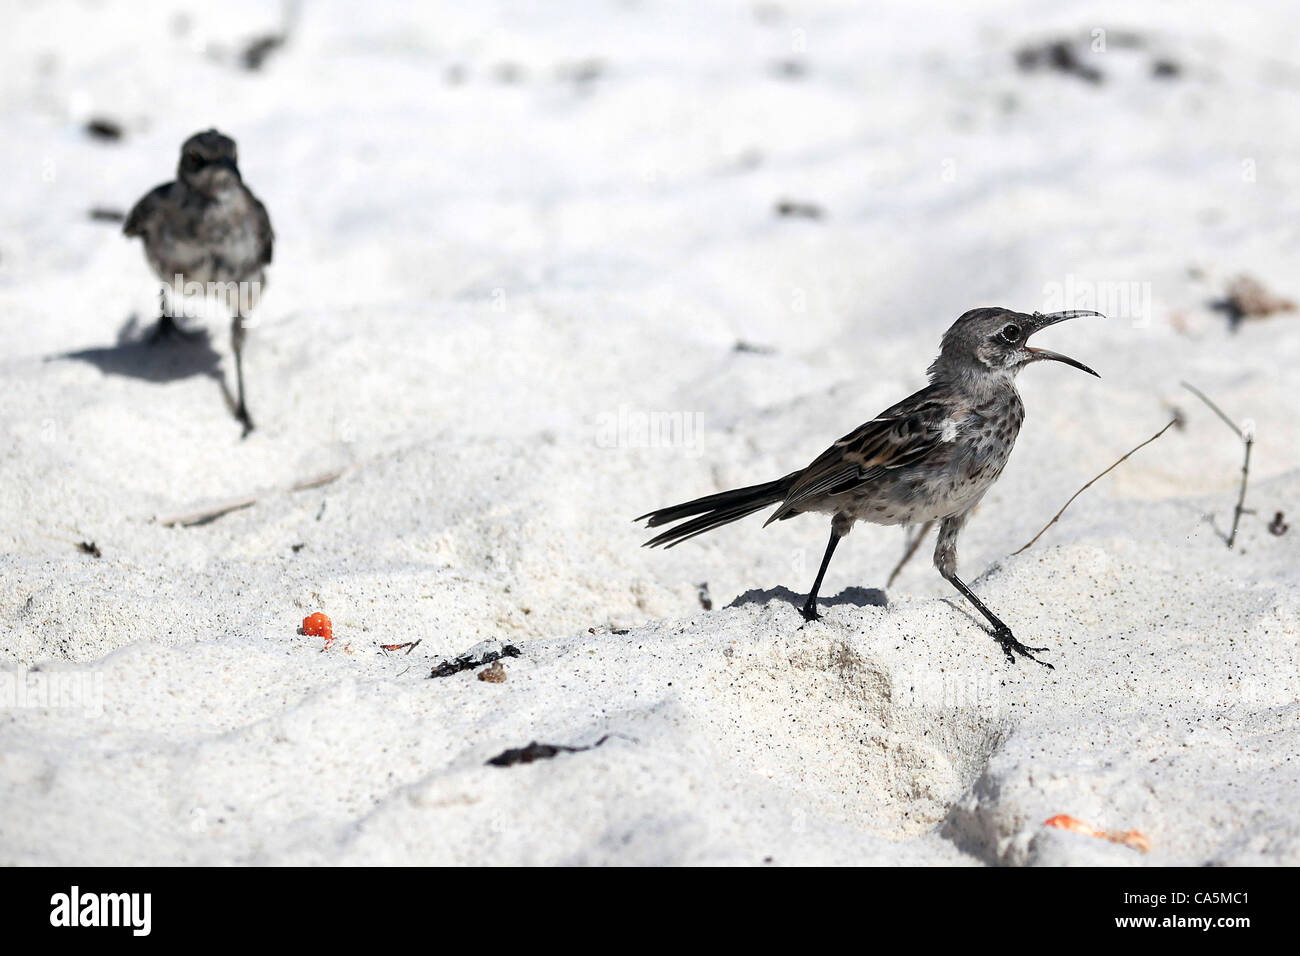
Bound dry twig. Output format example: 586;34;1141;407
379;640;422;655
887;520;934;587
1013;418;1179;555
1180;382;1254;548
155;469;345;527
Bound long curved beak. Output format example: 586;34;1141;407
1024;310;1103;377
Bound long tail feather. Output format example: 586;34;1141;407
638;473;796;548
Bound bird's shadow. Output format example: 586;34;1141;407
727;585;888;614
48;314;238;412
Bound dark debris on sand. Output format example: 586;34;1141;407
429;640;521;679
487;735;612;767
1016;39;1104;84
775;198;823;219
1213;275;1296;330
85;118;123;142
241;34;286;71
1015;32;1180;87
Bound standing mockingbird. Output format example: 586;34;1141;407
123;129;273;436
638;307;1102;668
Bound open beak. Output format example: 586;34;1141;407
1024;310;1103;377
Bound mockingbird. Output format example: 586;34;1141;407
638;307;1103;668
123;129;273;436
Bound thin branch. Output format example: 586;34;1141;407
156;468;346;527
1013;417;1179;555
887;520;934;587
1230;436;1253;548
1179;381;1242;438
1180;382;1254;548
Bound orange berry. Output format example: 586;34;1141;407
302;612;333;642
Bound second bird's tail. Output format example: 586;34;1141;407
637;472;798;548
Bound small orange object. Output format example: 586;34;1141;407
1043;814;1150;853
1043;814;1096;837
302;612;333;646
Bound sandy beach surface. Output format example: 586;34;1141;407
1;0;1297;865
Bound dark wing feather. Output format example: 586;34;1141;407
764;385;954;524
252;195;274;265
122;182;172;238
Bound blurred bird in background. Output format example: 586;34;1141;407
124;129;273;436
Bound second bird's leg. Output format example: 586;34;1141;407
231;313;254;437
802;516;850;621
934;515;1053;668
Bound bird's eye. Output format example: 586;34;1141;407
186;150;204;164
1000;323;1021;342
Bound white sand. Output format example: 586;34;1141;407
1;1;1298;865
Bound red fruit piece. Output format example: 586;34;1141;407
302;612;333;643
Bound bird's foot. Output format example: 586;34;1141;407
993;625;1053;669
148;314;200;345
800;600;821;622
236;406;255;438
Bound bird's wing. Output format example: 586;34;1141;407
252;195;274;265
765;386;955;524
122;182;172;238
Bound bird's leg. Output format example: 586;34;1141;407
149;286;183;343
231;312;254;437
802;517;849;621
934;515;1052;669
149;287;203;343
943;572;1052;668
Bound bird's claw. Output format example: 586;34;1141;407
800;602;821;623
993;626;1053;669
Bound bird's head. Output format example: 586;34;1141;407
927;306;1102;386
177;129;242;196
